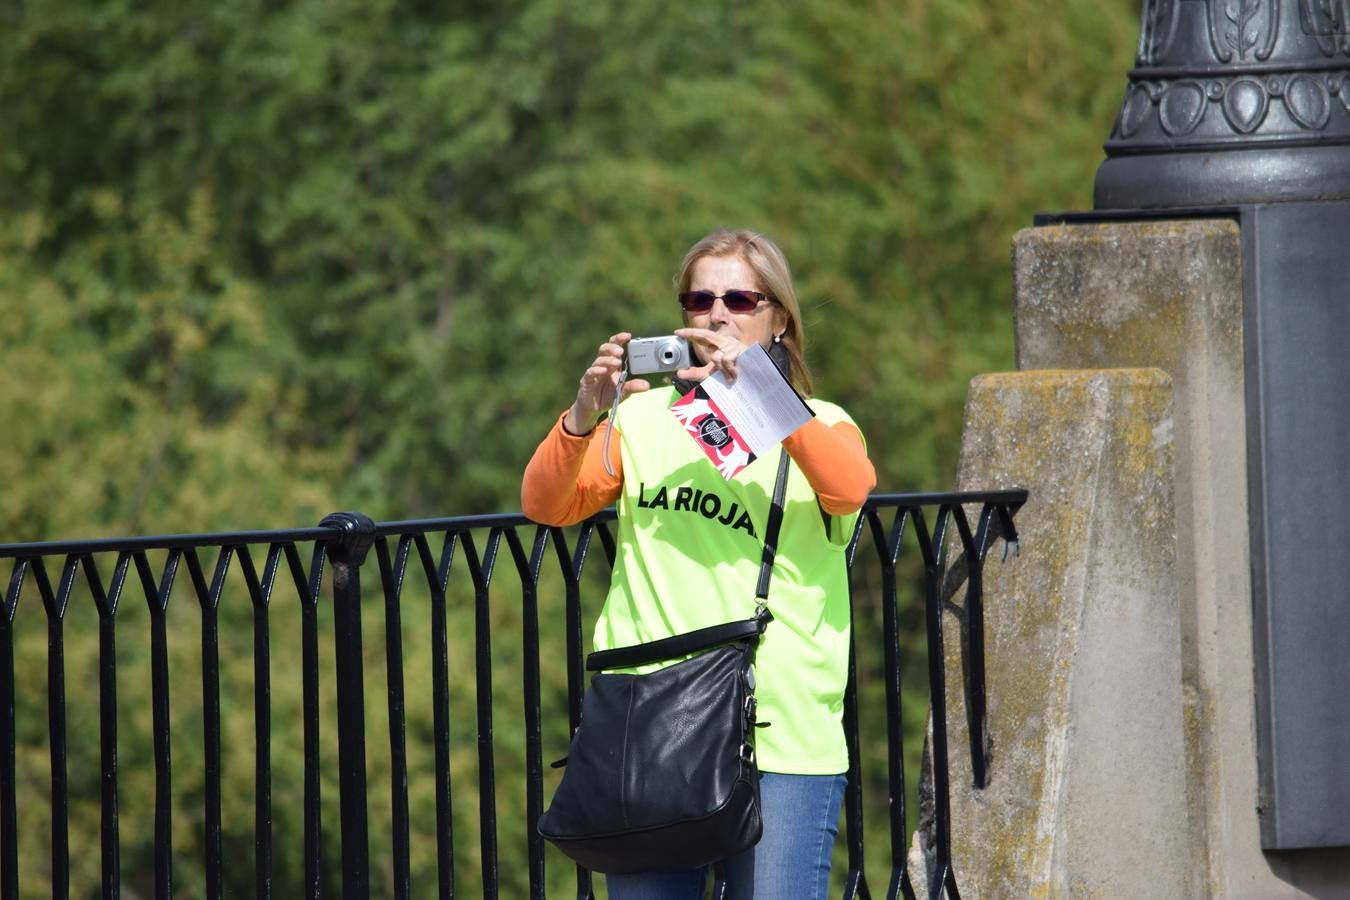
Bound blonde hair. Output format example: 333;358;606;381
674;229;814;396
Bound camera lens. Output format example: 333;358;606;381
660;346;676;363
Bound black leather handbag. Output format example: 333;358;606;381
537;450;792;874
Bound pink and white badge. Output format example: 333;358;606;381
671;386;758;479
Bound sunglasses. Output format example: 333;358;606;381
677;289;773;314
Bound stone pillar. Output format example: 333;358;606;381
907;368;1193;898
999;219;1350;897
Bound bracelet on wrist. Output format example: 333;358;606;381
561;414;595;438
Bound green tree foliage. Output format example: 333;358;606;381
1;0;1139;895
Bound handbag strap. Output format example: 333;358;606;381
584;610;772;671
586;449;792;672
756;447;791;602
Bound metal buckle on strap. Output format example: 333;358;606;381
753;602;772;632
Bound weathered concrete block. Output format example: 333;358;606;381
1013;222;1246;894
908;368;1192;898
1013;220;1244;380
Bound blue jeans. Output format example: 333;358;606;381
605;772;847;900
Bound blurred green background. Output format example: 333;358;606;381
1;0;1139;895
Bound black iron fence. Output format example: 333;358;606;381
0;490;1024;900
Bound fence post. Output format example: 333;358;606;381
320;511;377;899
2;564;20;900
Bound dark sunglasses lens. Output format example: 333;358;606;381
679;291;717;312
722;291;762;312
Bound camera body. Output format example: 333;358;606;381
627;335;692;375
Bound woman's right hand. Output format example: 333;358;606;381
564;332;650;436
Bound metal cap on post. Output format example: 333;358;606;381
320;511;377;568
1095;0;1350;208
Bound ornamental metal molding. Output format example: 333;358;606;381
1302;0;1350;55
1114;0;1350;147
1210;0;1280;62
1115;71;1345;140
1096;0;1350;207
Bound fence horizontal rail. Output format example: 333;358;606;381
0;489;1025;900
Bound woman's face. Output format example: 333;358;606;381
683;254;787;350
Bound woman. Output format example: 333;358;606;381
522;229;875;899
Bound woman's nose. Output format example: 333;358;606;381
709;297;731;325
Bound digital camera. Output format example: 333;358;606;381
627;335;692;375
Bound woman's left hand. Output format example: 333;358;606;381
674;327;752;384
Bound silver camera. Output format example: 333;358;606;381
627;335;692;375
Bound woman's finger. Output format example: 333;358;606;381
675;327;737;358
622;378;651;395
714;357;739;384
674;326;719;345
602;333;633;357
676;328;747;361
676;362;715;381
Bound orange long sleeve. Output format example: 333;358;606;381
782;417;876;514
520;411;623;526
523;407;875;523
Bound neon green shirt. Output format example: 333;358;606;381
593;386;861;774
